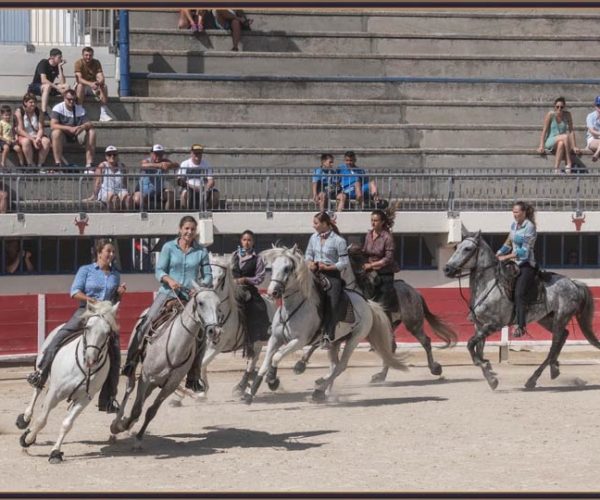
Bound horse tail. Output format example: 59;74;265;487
420;295;458;348
574;281;600;350
366;300;409;372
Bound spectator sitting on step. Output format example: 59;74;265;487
14;93;51;170
74;46;114;122
27;48;69;118
178;9;204;32
0;180;17;214
134;144;179;210
177;143;220;210
0;105;25;169
5;239;34;274
50;89;96;172
211;9;253;51
86;145;132;211
337;151;383;211
585;96;600;163
537;96;579;173
312;153;345;212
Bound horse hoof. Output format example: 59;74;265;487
232;384;245;396
311;389;327;402
48;450;64;464
15;413;29;430
293;361;306;374
243;393;253;405
370;373;386;384
267;378;280;391
430;363;443;376
524;379;537;390
487;377;499;390
108;434;117;444
20;430;33;448
314;377;326;386
550;365;560;380
169;398;182;408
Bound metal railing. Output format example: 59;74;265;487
0;9;116;48
0;170;599;214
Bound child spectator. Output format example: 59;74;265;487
28;48;69;117
312;153;344;211
0;105;25;169
177;143;219;210
50;88;96;172
337;151;382;210
14;93;51;170
86;145;132;211
74;46;114;122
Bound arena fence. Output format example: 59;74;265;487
1;170;598;214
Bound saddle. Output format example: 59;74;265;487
497;261;546;305
149;298;185;337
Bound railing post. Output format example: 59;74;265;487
446;175;455;213
575;174;581;214
118;10;130;97
265;175;272;217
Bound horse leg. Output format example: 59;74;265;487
370;318;401;383
294;343;319;375
467;328;498;390
315;342;341;393
411;327;442;376
313;334;359;402
266;338;302;391
48;398;89;463
134;382;173;448
244;335;283;404
234;343;260;395
115;377;152;434
20;386;61;448
16;387;42;430
524;321;567;390
550;330;568;379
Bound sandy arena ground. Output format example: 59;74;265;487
0;345;599;493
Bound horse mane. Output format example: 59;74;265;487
210;254;237;306
81;300;118;332
262;246;319;307
347;245;375;292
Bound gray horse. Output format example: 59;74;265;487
110;287;222;448
444;231;600;390
294;246;458;382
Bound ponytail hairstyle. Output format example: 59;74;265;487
314;211;340;235
371;202;398;232
93;238;115;262
514;201;536;226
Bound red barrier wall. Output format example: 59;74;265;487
2;288;600;356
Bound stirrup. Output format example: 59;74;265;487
185;378;205;394
513;327;527;338
121;361;137;377
27;370;44;389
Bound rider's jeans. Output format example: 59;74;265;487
515;263;536;328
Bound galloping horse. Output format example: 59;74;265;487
110;287;222;448
294;246;458;382
244;245;409;404
18;301;119;463
444;231;600;389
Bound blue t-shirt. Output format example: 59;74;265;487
311;167;338;192
70;263;121;306
337;165;369;198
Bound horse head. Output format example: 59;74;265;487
81;301;119;368
345;244;376;295
443;231;482;278
210;255;231;295
267;249;297;299
190;283;223;344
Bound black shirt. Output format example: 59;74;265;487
32;59;60;85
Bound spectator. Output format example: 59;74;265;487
28;47;69;117
14;93;51;170
586;96;600;163
177;143;219;210
0;180;15;214
537;96;579;173
86;145;132;211
74;46;114;122
0;105;25;169
312;153;344;212
337;151;381;211
50;88;96;171
5;239;34;274
178;9;204;32
212;9;253;51
134;144;179;210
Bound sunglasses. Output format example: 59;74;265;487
106;153;117;157
555;105;565;109
65;97;75;102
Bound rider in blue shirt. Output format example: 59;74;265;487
496;201;537;338
28;239;126;413
121;215;212;393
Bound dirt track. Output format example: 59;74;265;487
1;346;599;493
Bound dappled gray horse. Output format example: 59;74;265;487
294;246;458;382
444;232;600;390
110;288;222;448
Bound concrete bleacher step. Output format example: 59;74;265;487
129;50;600;79
129;28;600;56
91;120;590;150
129;9;600;36
131;75;600;102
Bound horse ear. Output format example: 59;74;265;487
291;243;298;253
86;301;95;312
111;302;120;316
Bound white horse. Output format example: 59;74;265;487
110;287;222;449
17;301;119;463
243;245;409;404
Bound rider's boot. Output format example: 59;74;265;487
27;356;51;389
513;326;528;338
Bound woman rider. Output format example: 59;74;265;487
496;201;538;338
362;209;399;318
121;215;212;392
305;212;349;345
27;239;126;413
231;230;270;348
